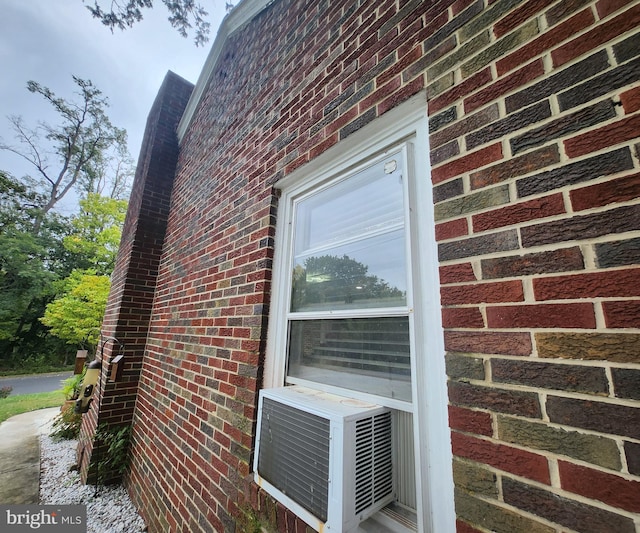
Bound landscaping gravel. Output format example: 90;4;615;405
39;418;146;532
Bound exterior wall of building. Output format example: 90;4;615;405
77;71;193;482
427;0;640;531
82;0;640;531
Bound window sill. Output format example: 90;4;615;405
358;503;417;533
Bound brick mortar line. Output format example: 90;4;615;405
456;376;640;408
548;456;561;488
459;352;640;369
594;300;607;330
458;488;563;531
430;41;637;161
433;195;640;231
455;425;638;476
436;243;637;266
443;324;640;335
618;439;631;475
538;390;549;421
453;424;632;476
438;272;640;288
434;102;635;172
464;470;640;522
442;296;640;304
604;366;616;399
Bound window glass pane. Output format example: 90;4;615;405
291;153;406;312
287;317;411;402
291;229;407;312
293;153;404;256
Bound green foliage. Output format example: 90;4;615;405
0;363;75;377
0;170;45;229
0;189;72;362
0;76;133;369
292;254;406;310
63;193;127;273
39;194;126;348
86;0;212;46
1;77;132;233
0;391;64;424
48;371;86;440
60;369;85;400
0;229;56;340
49;402;83;440
237;507;274;533
41;270;111;346
94;424;132;484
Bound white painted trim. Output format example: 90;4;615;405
177;0;275;141
264;92;456;532
407;114;456;533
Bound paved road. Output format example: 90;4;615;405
0;371;73;396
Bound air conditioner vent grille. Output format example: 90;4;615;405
257;397;330;521
255;387;395;531
354;411;393;514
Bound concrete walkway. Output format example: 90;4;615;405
0;408;59;504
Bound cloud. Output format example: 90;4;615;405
0;0;220;184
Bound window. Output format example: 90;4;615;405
264;95;455;532
287;148;412;403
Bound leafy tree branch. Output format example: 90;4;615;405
84;0;213;46
0;76;132;234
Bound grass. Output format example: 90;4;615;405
0;391;64;424
0;365;74;377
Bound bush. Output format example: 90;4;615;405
93;424;132;485
60;369;85;400
50;403;83;440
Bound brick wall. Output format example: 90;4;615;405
90;0;640;531
78;71;193;482
429;0;640;531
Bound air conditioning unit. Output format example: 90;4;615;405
254;386;395;532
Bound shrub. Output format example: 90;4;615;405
50;403;83;440
60;370;85;400
93;424;132;485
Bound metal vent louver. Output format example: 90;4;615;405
254;386;395;532
354;411;393;513
257;397;330;520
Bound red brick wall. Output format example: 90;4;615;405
78;71;193;482
430;0;640;531
89;0;640;531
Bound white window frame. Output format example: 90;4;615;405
263;93;455;533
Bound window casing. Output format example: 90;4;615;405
264;95;455;532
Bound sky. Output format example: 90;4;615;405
0;0;227;214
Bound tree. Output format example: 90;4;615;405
84;0;215;47
0;77;132;234
63;193;128;274
0;78;132;369
40;194;127;349
0;228;57;342
81;140;134;200
41;270;111;347
0;196;72;365
0;170;45;229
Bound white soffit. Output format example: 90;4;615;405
177;0;275;141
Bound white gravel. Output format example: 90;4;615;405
38;416;146;532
